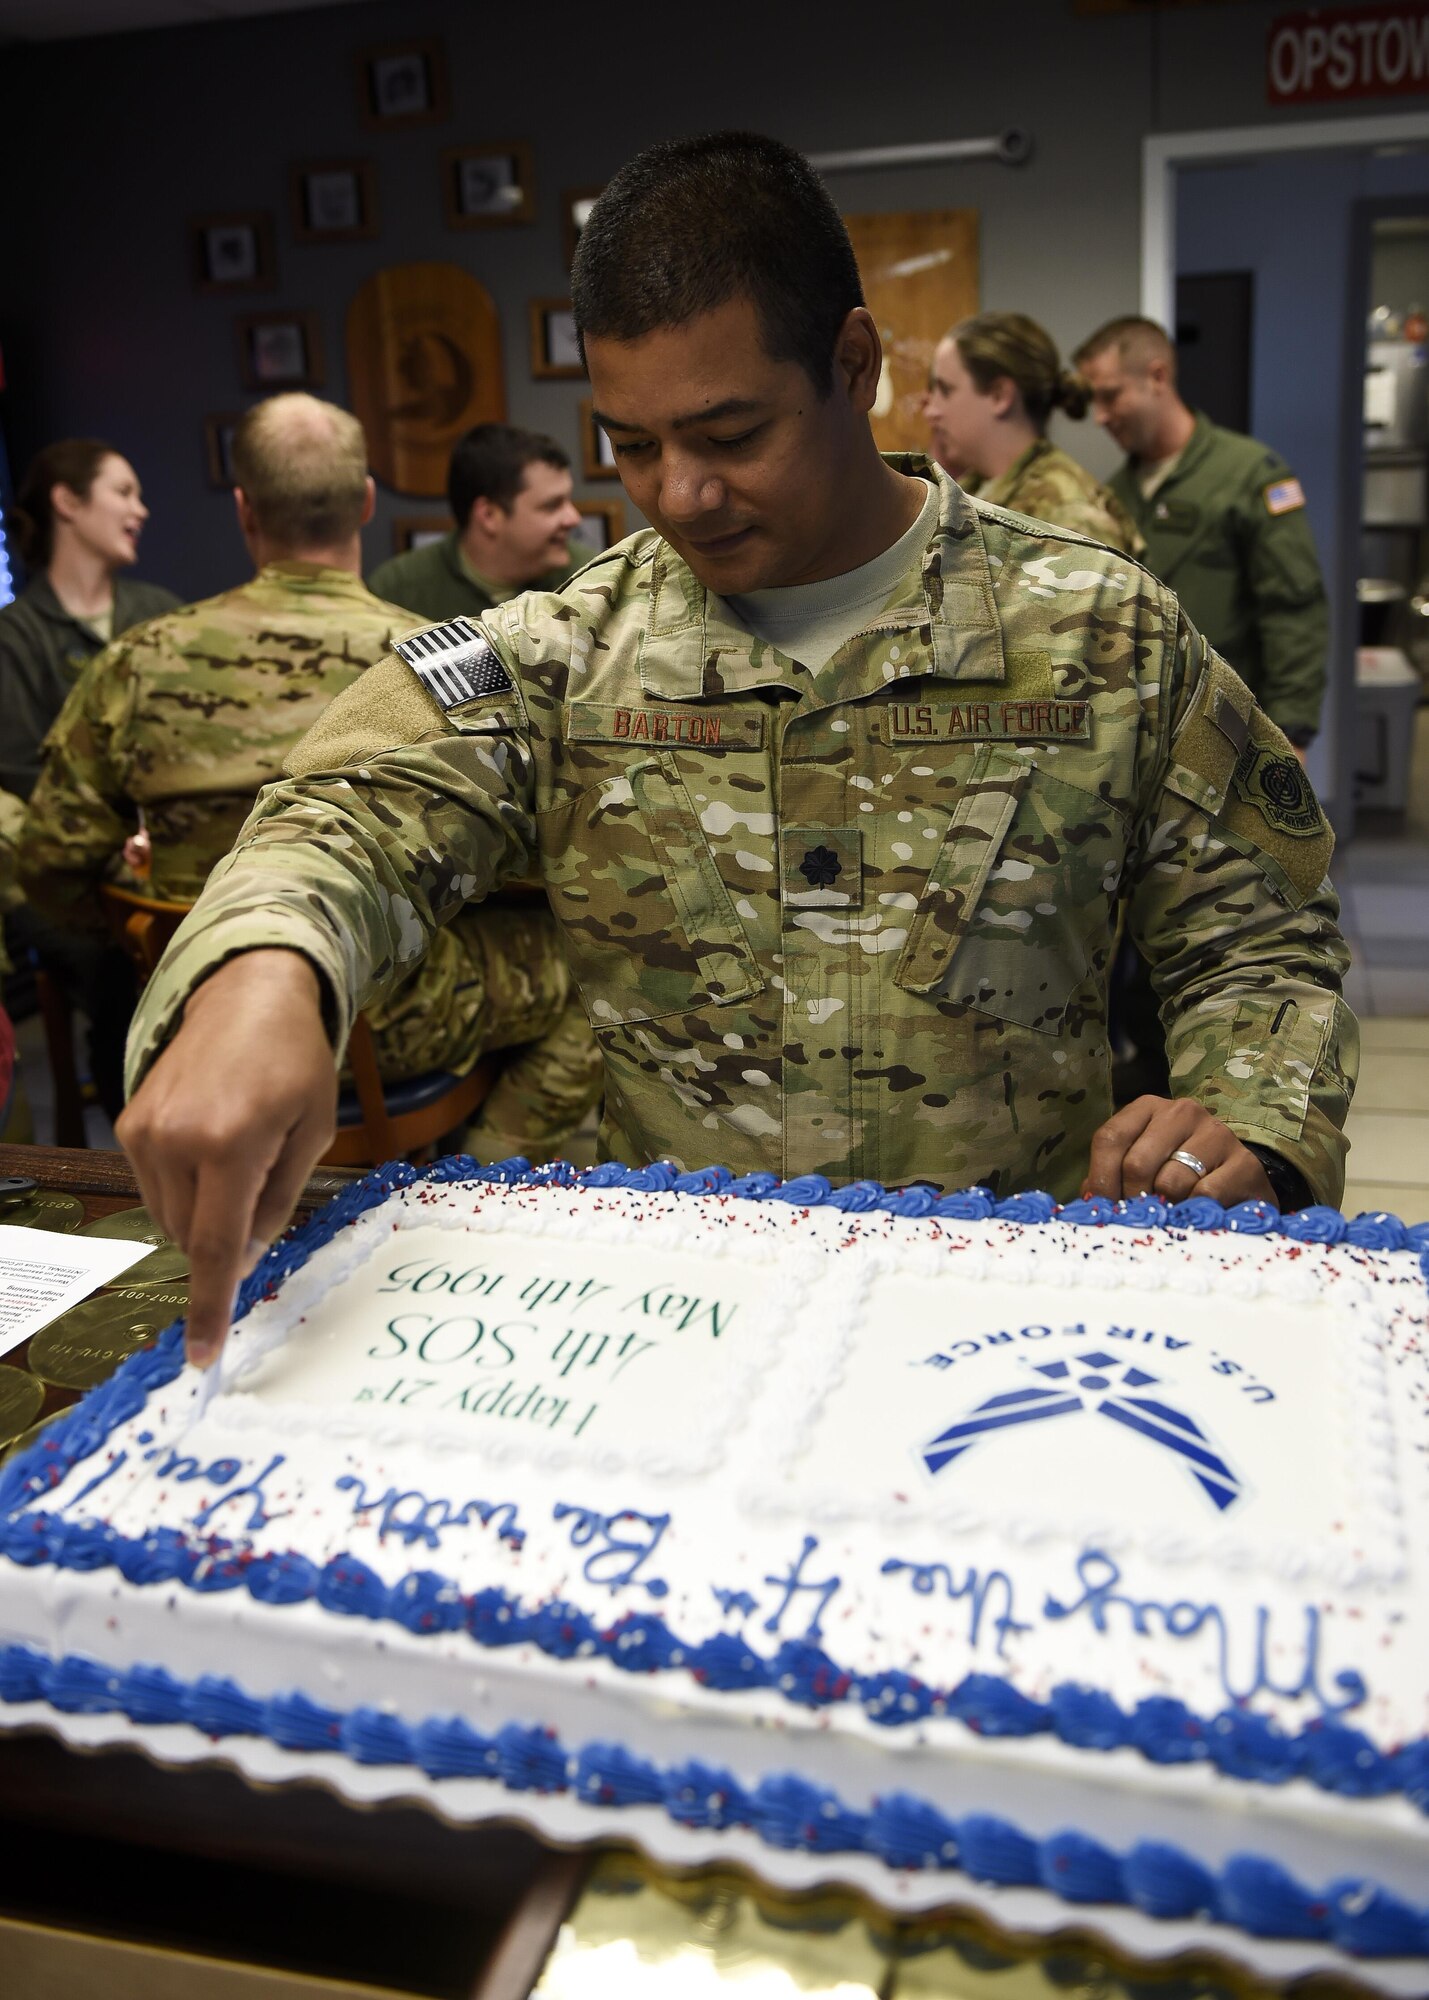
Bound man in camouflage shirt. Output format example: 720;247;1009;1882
23;394;600;1159
116;140;1356;1368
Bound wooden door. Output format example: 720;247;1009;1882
347;262;506;496
843;210;979;456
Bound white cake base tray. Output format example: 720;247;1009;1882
3;1702;1424;1997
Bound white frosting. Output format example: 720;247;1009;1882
2;1178;1427;1942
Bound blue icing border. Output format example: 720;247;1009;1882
1;1159;1426;1833
0;1634;1425;1959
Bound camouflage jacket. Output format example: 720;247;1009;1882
19;564;414;922
127;460;1357;1204
978;438;1143;559
1109;415;1328;740
0;573;180;799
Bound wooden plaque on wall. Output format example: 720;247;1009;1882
346;263;505;496
843;210;979;457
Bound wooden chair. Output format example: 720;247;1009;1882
99;883;494;1167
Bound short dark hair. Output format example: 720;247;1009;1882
571;131;864;395
447;424;569;530
1072;315;1177;380
11;438;121;570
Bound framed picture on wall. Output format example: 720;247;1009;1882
190;212;275;295
291;159;378;244
356;38;449;130
442;141;535;229
529;298;582;380
562;186;602;268
578;398;619;482
203;412;245;489
392;514;454;554
569;498;626;560
235;311;325;389
578;398;620;482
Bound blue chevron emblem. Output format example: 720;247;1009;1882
923;1353;1242;1512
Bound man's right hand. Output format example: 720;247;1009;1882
115;949;338;1371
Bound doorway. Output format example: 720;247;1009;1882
1148;117;1429;1220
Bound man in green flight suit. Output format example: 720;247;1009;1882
116;135;1357;1370
368;423;585;623
1073;317;1331;1102
22;393;601;1162
1073;316;1328;750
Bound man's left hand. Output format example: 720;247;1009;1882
1083;1097;1276;1207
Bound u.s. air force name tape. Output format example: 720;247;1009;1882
393;617;514;709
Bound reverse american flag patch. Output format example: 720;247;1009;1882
393;617;514;709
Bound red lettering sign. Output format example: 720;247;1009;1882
1268;6;1429;104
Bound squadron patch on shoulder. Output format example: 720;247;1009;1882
393;617;513;710
1231;739;1324;837
1264;477;1306;516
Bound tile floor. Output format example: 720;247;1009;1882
1341;1015;1429;1224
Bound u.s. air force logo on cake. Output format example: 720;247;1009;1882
922;1351;1243;1513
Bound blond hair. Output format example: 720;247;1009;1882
230;394;368;550
948;312;1089;429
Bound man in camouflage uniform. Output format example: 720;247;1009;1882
1074;317;1327;748
116;139;1356;1368
22;394;600;1160
368;424;584;623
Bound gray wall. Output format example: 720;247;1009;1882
1178;148;1429;591
0;0;1413;602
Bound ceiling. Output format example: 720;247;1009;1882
0;0;367;42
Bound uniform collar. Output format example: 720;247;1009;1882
637;456;1006;701
254;560;371;596
22;573;92;628
1134;410;1214;491
23;572;161;629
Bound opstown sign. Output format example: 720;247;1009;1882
1268;5;1429;104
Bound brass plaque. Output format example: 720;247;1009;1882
119;1245;191;1286
82;1205;170;1243
0;1365;44;1447
1;1407;66;1466
81;1208;189;1283
0;1190;84;1234
104;1282;188;1312
28;1294;172;1392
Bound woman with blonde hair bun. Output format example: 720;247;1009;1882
923;311;1141;555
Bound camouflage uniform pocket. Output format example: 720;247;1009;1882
537;759;762;1026
897;752;1125;1034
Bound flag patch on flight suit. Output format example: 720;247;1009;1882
1231;739;1324;837
1264;478;1306;516
393;617;513;709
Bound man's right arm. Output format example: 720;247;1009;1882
120;648;541;1364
